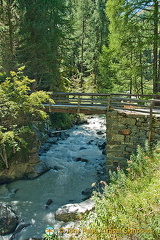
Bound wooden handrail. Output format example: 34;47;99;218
43;92;160;116
52;92;160;98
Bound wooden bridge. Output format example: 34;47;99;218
44;92;160;116
44;92;160;173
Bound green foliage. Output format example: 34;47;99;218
81;141;160;240
17;0;70;91
98;0;160;94
98;46;118;93
42;233;62;240
50;113;79;130
0;67;53;169
65;0;108;89
0;0;19;73
0;72;7;84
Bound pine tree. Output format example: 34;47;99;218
0;0;19;73
65;0;108;90
17;0;70;91
100;0;160;94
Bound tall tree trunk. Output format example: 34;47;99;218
8;0;13;56
158;49;160;83
130;50;133;94
80;18;85;88
93;61;97;85
0;143;9;169
140;50;144;95
153;0;159;93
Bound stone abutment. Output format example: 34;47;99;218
106;110;160;172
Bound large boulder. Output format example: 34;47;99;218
0;157;42;184
55;199;94;222
0;204;19;235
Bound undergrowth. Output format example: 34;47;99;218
80;141;160;240
49;113;82;130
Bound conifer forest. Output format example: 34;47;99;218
0;0;159;94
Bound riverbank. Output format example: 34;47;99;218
0;115;106;240
0;113;87;185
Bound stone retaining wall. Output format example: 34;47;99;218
106;110;160;171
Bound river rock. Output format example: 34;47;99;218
0;157;40;184
60;132;70;140
55;199;95;222
97;141;106;150
102;149;106;155
45;199;53;209
41;143;51;152
87;140;94;145
79;147;87;150
10;222;31;240
0;204;19;235
76;119;89;125
81;188;93;198
75;157;89;163
46;137;58;144
96;130;104;135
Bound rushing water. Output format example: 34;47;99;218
0;115;106;240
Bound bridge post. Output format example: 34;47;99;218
148;100;154;142
77;96;81;113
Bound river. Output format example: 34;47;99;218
0;115;106;240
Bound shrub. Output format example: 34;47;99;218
81;141;160;240
0;67;53;168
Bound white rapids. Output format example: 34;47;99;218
0;115;106;240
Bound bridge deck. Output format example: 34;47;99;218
44;104;108;114
44;92;160;116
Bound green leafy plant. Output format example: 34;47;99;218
42;233;62;240
0;67;53;169
81;141;160;240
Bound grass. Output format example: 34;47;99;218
80;141;160;240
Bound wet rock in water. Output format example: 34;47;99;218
74;117;89;125
81;188;93;196
28;162;49;179
9;222;31;240
39;143;51;154
79;147;87;150
60;132;70;140
46;137;58;144
53;166;59;171
75;157;89;163
82;196;90;201
77;119;89;125
0;203;19;235
102;149;106;155
97;141;106;150
87;140;94;145
96;130;104;135
97;170;105;176
55;199;94;222
45;199;53;209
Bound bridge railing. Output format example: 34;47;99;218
51;92;160;114
51;92;110;106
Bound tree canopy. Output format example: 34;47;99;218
0;67;53;168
